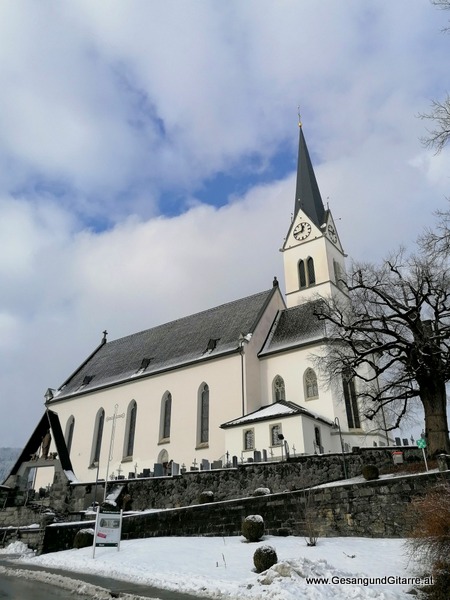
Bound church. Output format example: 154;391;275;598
13;125;390;486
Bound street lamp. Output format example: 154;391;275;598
333;417;348;479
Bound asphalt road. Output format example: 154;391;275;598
0;556;208;600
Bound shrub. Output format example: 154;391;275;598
253;487;271;497
407;482;450;600
199;491;214;504
361;464;379;480
73;528;94;549
242;515;264;542
253;545;278;573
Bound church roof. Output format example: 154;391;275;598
50;287;280;401
220;399;332;428
259;299;326;356
294;126;326;228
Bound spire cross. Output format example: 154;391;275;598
298;105;302;128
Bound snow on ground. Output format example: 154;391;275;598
6;535;428;600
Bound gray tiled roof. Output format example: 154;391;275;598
52;288;278;400
259;299;326;356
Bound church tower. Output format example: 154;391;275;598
282;123;347;307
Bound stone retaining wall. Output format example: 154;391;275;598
42;469;449;554
68;446;424;512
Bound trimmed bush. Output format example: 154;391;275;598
253;545;278;573
253;487;271;497
361;464;379;481
199;491;214;504
242;515;264;542
73;528;94;549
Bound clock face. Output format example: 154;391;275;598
327;224;337;243
293;222;312;240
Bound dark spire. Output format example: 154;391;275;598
294;123;325;228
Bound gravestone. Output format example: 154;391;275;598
153;463;164;477
143;468;151;478
232;455;238;468
402;438;409;446
211;460;222;470
128;472;135;479
262;449;268;462
395;437;401;446
201;459;211;471
253;450;261;463
171;462;180;476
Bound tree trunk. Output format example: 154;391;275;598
419;377;450;455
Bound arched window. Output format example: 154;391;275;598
244;429;254;450
198;383;209;445
90;408;104;466
304;368;319;399
124;400;137;458
307;257;316;285
298;257;316;289
314;426;323;453
342;371;360;429
273;375;286;402
160;392;172;440
65;416;75;455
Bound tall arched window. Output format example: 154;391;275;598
307;257;316;285
124;400;137;458
198;383;209;445
298;257;316;289
65;416;75;455
160;392;172;440
90;408;104;466
272;375;286;402
304;368;319;399
342;371;360;429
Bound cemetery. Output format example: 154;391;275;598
1;442;449;555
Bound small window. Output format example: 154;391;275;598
314;426;323;453
304;368;319;399
243;429;254;450
270;424;282;446
273;375;286;402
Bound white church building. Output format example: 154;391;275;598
33;126;389;483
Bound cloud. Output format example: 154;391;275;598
0;0;449;446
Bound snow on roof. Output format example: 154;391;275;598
221;400;331;428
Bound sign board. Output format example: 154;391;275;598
417;438;427;449
93;508;123;557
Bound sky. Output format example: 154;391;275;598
1;1;450;447
3;534;425;600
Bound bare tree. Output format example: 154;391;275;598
315;249;450;456
420;1;450;152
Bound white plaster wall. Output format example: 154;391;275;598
243;288;285;414
49;352;244;482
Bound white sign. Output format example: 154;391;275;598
93;508;123;558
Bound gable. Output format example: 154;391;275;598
259;299;326;357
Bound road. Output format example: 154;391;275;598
0;556;207;600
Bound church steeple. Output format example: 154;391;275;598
282;121;347;307
294;124;325;228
